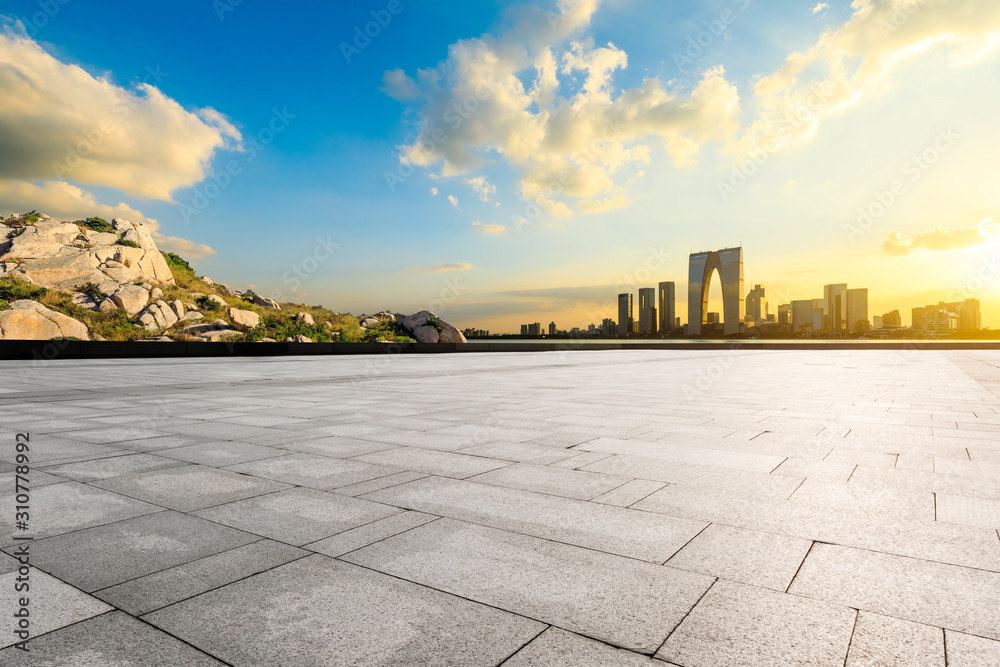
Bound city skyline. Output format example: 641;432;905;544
1;1;998;333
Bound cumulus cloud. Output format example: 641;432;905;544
465;176;496;202
405;263;474;273
0;28;241;202
430;186;439;196
883;218;999;256
811;3;829;14
739;0;1000;157
448;194;459;208
0;178;216;258
386;0;740;219
471;221;506;234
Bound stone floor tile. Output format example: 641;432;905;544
468;462;630;500
945;630;1000;666
156;440;287;466
39;452;187;482
271;435;399;458
364;476;707;562
575;437;785;472
144;555;543;667
592;478;667;507
331;470;428;496
845;612;945;667
455;440;579;465
353;446;511;478
658;579;856;666
0;569;112;648
666;523;813;590
8;511;259;592
225;452;401;489
344;518;713;653
95;539;307;615
0;436;117;463
194;487;400;545
936;494;1000;529
788;543;1000;640
0;610;226;663
307;510;439;557
503;627;665;666
91;464;291;511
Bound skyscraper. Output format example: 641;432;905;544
617;293;633;336
778;304;791;325
824;284;848;330
745;284;767;324
791;300;814;332
638;287;656;334
548;322;556;336
658;282;676;332
846;288;869;333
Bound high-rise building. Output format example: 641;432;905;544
638;287;656;334
527;322;541;336
823;283;848;330
745;284;768;324
846;288;869;333
658;282;676;332
912;299;980;330
601;318;616;335
617;293;633;336
882;310;902;327
520;324;528;335
707;312;721;324
548;322;556;336
791;300;814;332
778;304;791;325
873;315;883;329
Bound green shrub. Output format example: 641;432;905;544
0;299;8;311
195;295;221;311
80;282;107;302
21;210;39;224
116;236;140;248
79;217;113;233
0;276;47;302
425;314;442;331
161;252;194;276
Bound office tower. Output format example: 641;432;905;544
745;284;768;324
638;287;656;334
707;312;720;324
912;299;980;330
883;310;902;327
601;318;615;335
791;300;813;332
778;304;791;325
658;282;676;332
846;288;869;333
823;284;848;330
617;293;633;336
548;322;556;336
520;324;528;335
688;247;744;336
873;315;883;329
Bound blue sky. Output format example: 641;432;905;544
3;0;1000;330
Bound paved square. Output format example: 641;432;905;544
1;349;1000;664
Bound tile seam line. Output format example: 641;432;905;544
304;515;444;559
841;608;860;667
495;625;552;666
653;577;719;658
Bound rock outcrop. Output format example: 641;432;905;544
397;310;467;343
0;300;89;340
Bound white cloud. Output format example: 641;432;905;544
811;3;829;14
739;0;1000;158
0;28;241;202
381;67;420;100
448;194;459;208
471;221;506;234
430;186;439;196
465;176;496;202
0;178;216;258
386;0;740;219
405;263;474;273
884;218;999;256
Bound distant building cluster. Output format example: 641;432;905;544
490;248;986;338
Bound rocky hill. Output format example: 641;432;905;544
0;211;466;344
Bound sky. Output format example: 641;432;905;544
2;0;1000;332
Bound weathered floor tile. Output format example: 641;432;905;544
0;611;225;663
0;569;112;648
92;464;291;511
353;446;511;478
788;543;1000;640
194;487;400;545
469;462;629;500
658;579;856;666
225;452;400;489
845;612;945;667
344;518;714;653
504;627;665;666
307;510;439;557
456;440;579;465
39;452;187;482
592;478;667;507
95;539;307;615
144;555;543;667
157;440;287;466
666;523;813;590
272;435;399;458
936;494;1000;529
8;511;259;592
331;470;428;496
945;630;1000;666
364;476;707;562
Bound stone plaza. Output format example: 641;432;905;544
1;348;999;665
